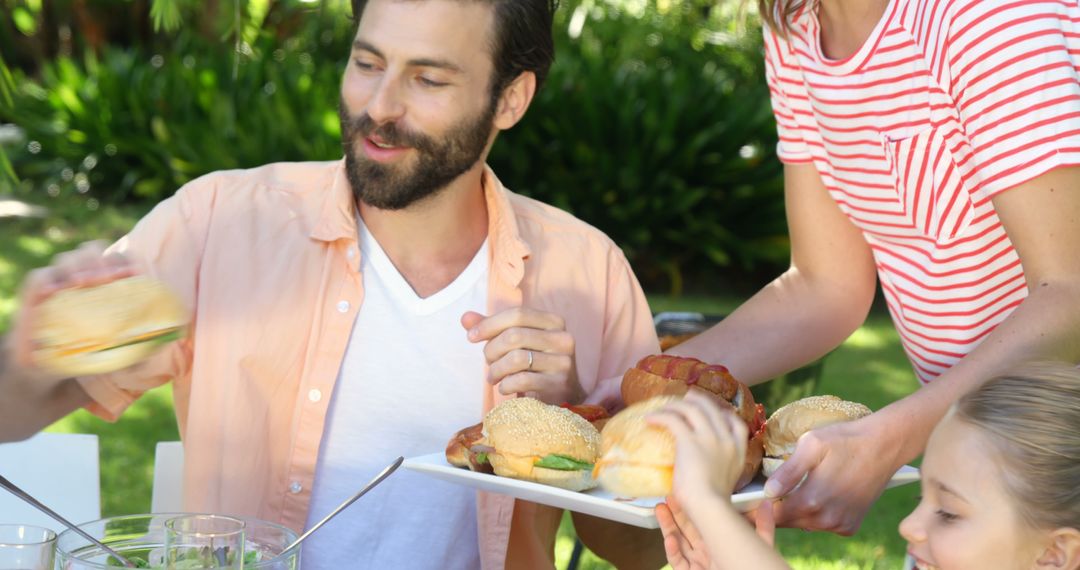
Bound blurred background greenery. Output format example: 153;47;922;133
0;1;920;568
0;0;787;293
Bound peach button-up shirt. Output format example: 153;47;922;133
78;160;659;569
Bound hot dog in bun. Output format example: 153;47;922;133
621;354;759;426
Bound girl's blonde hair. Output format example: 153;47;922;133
757;0;807;38
955;362;1080;529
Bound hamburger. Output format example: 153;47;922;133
594;396;679;497
618;354;767;492
762;395;872;477
31;276;188;377
595;395;765;497
445;422;494;474
446;403;610;475
450;398;602;491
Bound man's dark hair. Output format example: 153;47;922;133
350;0;558;97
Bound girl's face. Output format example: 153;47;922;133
899;415;1048;570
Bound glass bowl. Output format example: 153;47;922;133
55;513;299;569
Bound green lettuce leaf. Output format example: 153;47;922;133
95;328;184;353
533;454;593;471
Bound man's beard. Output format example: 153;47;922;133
340;97;496;210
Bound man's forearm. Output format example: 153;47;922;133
668;267;874;385
877;281;1080;465
0;336;89;442
571;512;667;570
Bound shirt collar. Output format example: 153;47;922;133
309;159;357;243
481;164;531;289
310;159;531;287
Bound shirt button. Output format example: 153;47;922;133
336;300;350;313
308;388;322;403
289;481;303;494
346;247;356;259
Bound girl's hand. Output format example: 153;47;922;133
647;390;749;504
656;496;713;570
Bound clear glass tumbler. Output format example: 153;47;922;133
0;524;56;570
164;514;245;569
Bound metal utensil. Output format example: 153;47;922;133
280;455;404;555
0;474;139;568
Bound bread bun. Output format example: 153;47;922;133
445;422;493;473
596;396;765;497
740;427;765;490
595;396;678;497
482;398;601;491
762;395;871;476
31;276;188;376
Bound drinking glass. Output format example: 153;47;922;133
0;524;56;570
164;514;245;569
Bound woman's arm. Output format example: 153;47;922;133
668;162;878;385
766;165;1080;533
869;165;1080;468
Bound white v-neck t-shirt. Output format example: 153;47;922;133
302;219;489;569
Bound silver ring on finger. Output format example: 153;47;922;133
526;350;534;372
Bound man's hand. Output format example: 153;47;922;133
762;413;899;534
0;241;128;441
8;241;136;371
461;308;584;404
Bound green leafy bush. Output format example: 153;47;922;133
491;3;787;290
1;1;788;290
1;12;351;202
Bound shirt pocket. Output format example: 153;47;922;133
882;126;975;245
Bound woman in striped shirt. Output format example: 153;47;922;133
664;0;1080;536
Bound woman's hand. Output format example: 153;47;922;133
763;412;902;534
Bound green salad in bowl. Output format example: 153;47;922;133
56;514;298;569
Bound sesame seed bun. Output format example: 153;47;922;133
762;395;871;476
31;276;188;377
481;397;601;491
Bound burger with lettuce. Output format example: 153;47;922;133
30;276;188;377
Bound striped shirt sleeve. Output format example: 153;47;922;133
946;0;1080;199
764;27;814;163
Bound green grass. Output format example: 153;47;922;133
1;200;920;569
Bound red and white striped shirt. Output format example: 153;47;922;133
764;0;1080;383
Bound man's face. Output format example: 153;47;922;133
341;0;500;210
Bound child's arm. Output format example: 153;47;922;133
659;494;790;570
649;392;792;570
